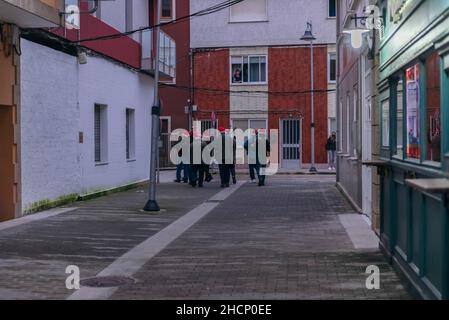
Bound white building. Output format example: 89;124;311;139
17;0;159;214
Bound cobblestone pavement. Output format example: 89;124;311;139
111;176;414;300
0;175;415;300
0;181;221;300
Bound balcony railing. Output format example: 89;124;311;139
141;29;176;80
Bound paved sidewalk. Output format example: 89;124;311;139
111;176;413;300
0;180;222;299
0;175;414;300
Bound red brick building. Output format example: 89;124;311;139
190;0;337;170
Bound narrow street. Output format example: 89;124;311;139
0;174;413;300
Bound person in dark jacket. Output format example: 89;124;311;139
189;135;208;188
325;132;337;170
174;135;190;183
217;127;234;188
229;134;237;184
244;129;270;186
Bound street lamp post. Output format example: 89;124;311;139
144;0;161;212
301;21;317;173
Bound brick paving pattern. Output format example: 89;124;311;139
0;175;415;300
111;176;414;300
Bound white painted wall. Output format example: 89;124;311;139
191;0;337;48
20;38;81;212
20;39;154;213
98;0;126;32
78;56;153;195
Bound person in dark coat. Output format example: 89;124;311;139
174;136;190;183
325;132;337;170
217;127;233;188
189;135;208;188
244;129;270;186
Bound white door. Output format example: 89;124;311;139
280;119;301;170
361;56;373;218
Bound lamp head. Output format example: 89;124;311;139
301;21;316;42
343;29;370;49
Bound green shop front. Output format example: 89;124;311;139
377;0;449;299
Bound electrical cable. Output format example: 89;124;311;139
73;0;245;44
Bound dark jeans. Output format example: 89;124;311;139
249;164;257;180
249;163;265;184
176;162;189;182
218;164;231;185
230;164;236;179
190;164;207;186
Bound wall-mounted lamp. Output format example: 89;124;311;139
342;28;369;49
342;5;382;58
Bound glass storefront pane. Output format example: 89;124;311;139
382;99;390;147
425;52;441;162
395;79;404;157
406;64;420;159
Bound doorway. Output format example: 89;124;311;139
280;119;301;170
0;107;15;221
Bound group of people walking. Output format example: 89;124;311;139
174;127;270;188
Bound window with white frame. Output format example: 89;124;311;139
125;0;133;32
94;104;108;163
231;55;267;84
230;0;267;23
328;0;336;18
126;108;136;160
328;53;336;83
161;0;174;20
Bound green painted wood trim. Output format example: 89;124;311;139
406;184;413;264
402;70;408;161
419;193;426;277
389;173;398;254
441;59;449;172
390;80;398;159
419;59;427;163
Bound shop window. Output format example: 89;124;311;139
394;77;404;158
406;63;420;159
425;52;441;162
381;99;390;147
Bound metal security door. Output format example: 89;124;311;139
280;119;301;170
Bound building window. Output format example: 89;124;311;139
230;0;267;23
425;52;441;162
328;0;336;18
394;77;404;158
231;55;267;84
381;99;390;147
125;0;133;32
328;53;336;83
126;108;136;160
406;63;420;159
94;104;108;163
161;0;174;20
